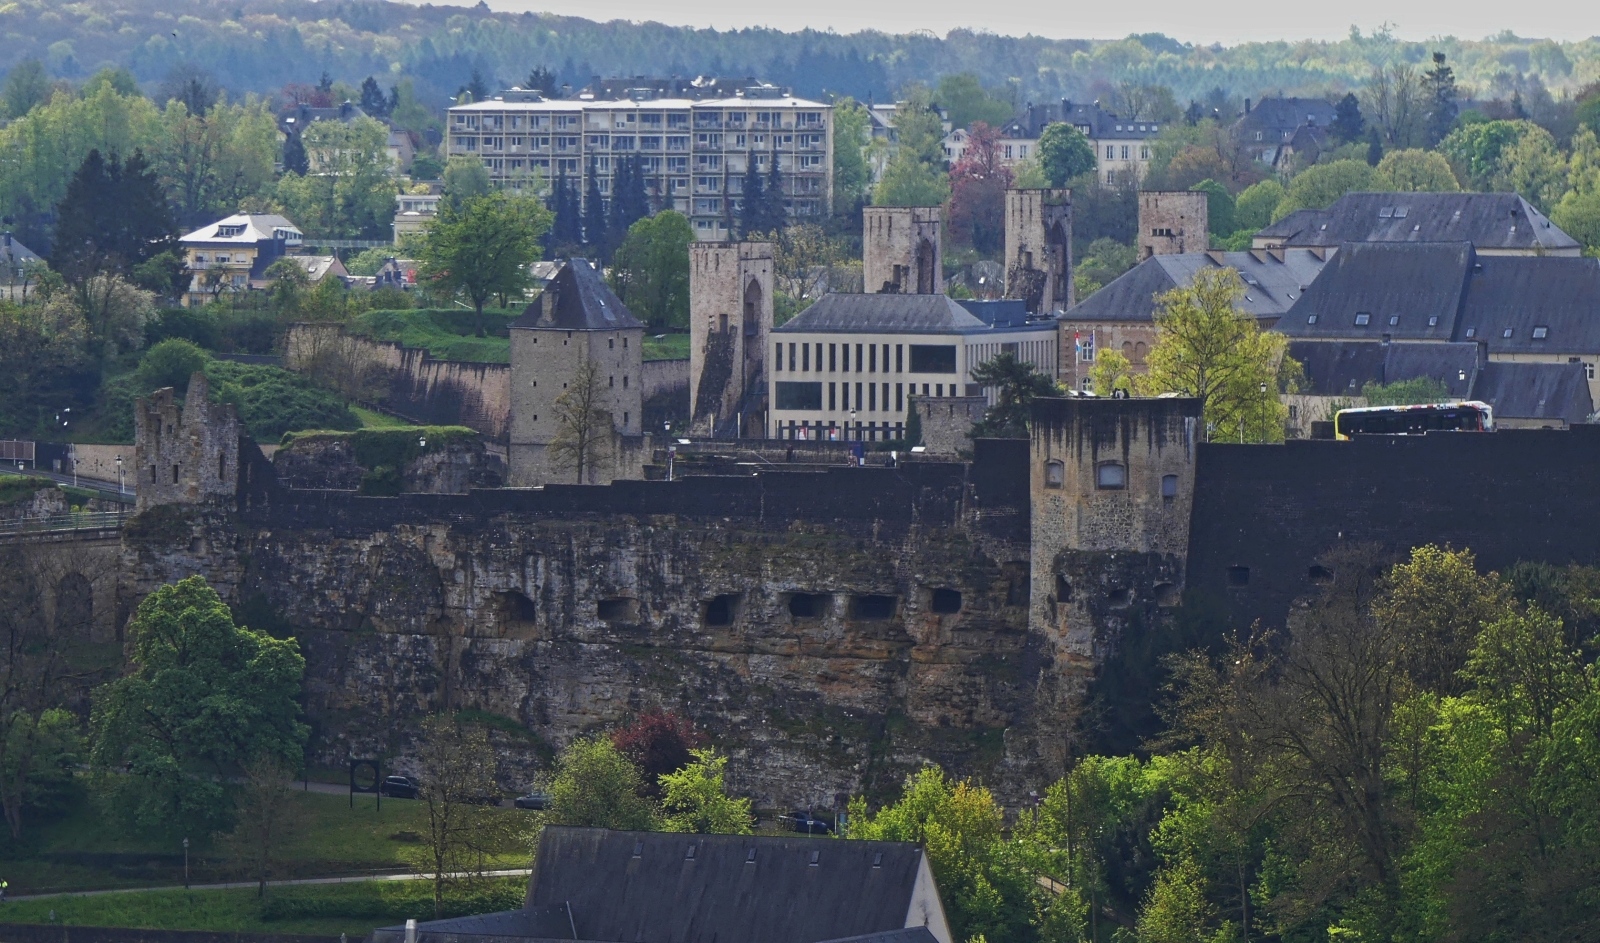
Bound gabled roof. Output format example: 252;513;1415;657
1065;249;1327;323
511;259;643;331
1457;255;1600;354
180;213;303;246
778;293;1005;335
1278;242;1472;341
1473;361;1594;425
1234;96;1338;135
523;826;936;943
287;255;346;282
1254;192;1579;254
1287;341;1479;398
0;232;41;267
1003;100;1163;141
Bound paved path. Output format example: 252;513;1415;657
10;869;533;901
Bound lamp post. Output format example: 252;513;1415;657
182;837;190;889
115;455;124;495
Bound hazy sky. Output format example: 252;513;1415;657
480;0;1592;45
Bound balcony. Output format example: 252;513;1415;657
187;259;252;271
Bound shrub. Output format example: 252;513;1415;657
136;339;211;394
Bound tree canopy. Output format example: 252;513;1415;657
418;191;552;334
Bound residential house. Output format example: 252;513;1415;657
1252;191;1581;256
447;82;833;239
372;826;952;943
286;255;348;286
0;231;43;297
769;293;1057;441
1059;248;1327;391
1231;96;1338;170
966;101;1163;184
393;192;442;243
1278;241;1600;404
178;213;304;307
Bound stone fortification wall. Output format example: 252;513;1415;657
284;324;511;441
914;396;987;455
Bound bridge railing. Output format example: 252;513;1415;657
0;510;128;536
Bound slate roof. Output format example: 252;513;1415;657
179;213;303;246
819;930;941;943
1065;249;1327;323
1278;243;1472;341
511;259;643;331
375;905;577;943
1457;255;1600;354
1288;341;1479;398
1254;192;1579;254
519;826;936;943
1234;96;1338;138
0;232;41;269
1002;100;1164;141
778;293;1047;335
1473;361;1594;426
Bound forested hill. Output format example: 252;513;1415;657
11;0;1600;110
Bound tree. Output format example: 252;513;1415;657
1438;119;1538;192
89;576;307;834
1363;62;1425;148
548;359;613;483
763;154;787;234
460;69;490;104
359;76;391;119
970;352;1058;438
418;192;551;335
1372;545;1510;695
740;154;767;237
154;95;281;228
1272;159;1377;221
831;96;871;213
947;122;1012;254
1;59;49;119
582;159;608;255
76;274;156;360
874;89;948;207
1232;179;1285;233
548;170;583;257
525;66;558;94
1423;52;1459;147
1137;267;1292;442
137;338;211;395
442;154;492;210
219;754;306;897
1331;92;1365;144
545;735;658;830
607;210;693;331
935;73;1013;130
409;714;516;917
52;149;175;296
1189;179;1234;237
282;133;309;176
1036;122;1096;187
1373;149;1460;192
873;157;949;207
276;116;397;239
612;708;704;798
659;748;752;834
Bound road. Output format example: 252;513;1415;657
7;467;132;503
8;869;533;901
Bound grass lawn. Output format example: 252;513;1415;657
9;787;532;895
348;309;514;364
0;876;528;938
351;406;413;429
643;332;690;362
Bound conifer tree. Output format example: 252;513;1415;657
740;155;765;237
764;155;787;233
583;158;608;258
1423;52;1459;147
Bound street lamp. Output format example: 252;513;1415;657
115;455;125;495
418;435;427;451
182;837;190;889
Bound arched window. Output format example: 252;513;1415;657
1096;462;1126;490
1044;460;1064;488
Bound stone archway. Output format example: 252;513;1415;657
914;237;937;294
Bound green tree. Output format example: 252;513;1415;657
1372;545;1511;695
659;748;752;834
52;149;175;295
1189;179;1234;237
137;338;211;394
1272;159;1378;221
1036;122;1096;187
1233;179;1285;232
873;155;949;206
153;95;281;228
935;73;1013;130
847;767;1034;943
1359;375;1449;406
418;192;551;336
1;59;49;119
545;735;658;831
830;96;871;212
874;89;948;207
1137;267;1292;442
1422;52;1459;148
970;351;1058;438
1331;92;1365;144
1438;119;1539;191
89;576;307;834
608;210;693;331
1374;149;1460;192
442;155;492;209
275;116;396;238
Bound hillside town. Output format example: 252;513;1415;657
1;5;1599;943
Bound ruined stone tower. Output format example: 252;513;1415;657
688;242;775;438
1138;191;1209;259
1028;396;1201;666
1004;189;1074;314
864;206;943;294
133;372;240;512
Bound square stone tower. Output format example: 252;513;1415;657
1138;191;1209;260
133;373;241;511
1004;188;1074;314
688;242;775;438
864;206;943;294
509;260;645;485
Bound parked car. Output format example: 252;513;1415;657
380;775;419;799
778;810;833;834
514;791;552;811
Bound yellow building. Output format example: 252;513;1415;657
179;213;304;307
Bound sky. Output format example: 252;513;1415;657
478;0;1595;44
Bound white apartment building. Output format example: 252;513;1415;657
768;295;1058;441
943;101;1161;184
446;85;833;239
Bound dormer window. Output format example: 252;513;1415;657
1465;327;1476;338
1388;315;1399;326
1307;314;1319;324
1428;316;1439;327
1354;313;1371;326
1502;328;1513;338
1532;326;1549;339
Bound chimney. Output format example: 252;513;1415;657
1244;98;1252;114
1476;339;1488;368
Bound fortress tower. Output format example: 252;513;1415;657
688;242;775;438
133;372;241;512
864;206;943;295
1138;191;1209;259
1004;188;1074;314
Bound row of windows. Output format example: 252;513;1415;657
1043;460;1181;497
774;380;960;414
1103;145;1152;161
777;420;906;442
1320;311;1554;340
774;341;958;375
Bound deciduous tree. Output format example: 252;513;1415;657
607;211;693;330
220;754;307;897
409;714;517;918
1036;122;1096;187
418;192;551;335
659;749;752;834
548;359;613;483
545;735;658;830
